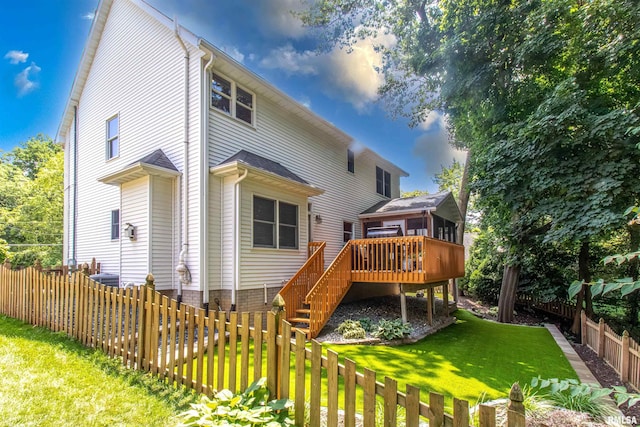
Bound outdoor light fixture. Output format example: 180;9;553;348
315;214;322;224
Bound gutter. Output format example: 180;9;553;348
174;17;191;304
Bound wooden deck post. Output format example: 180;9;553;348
400;284;407;323
443;281;450;316
426;287;433;326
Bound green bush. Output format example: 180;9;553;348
178;377;293;426
336;319;366;339
358;317;376;333
373;318;412;340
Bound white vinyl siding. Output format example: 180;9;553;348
121;177;148;285
150;176;176;289
67;0;201;285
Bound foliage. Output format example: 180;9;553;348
372;318;412;340
357;317;376;333
400;189;428;198
531;377;640;421
335;319;366;339
0;135;63;267
178;378;293;427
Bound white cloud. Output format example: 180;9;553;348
260;31;395;112
412;114;467;181
82;12;95;20
223;46;245;63
257;0;307;38
4;50;28;64
298;95;312;109
15;62;41;97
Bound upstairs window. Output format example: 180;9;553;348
211;72;255;125
347;149;355;173
111;209;120;240
106;115;119;160
376;166;391;198
279;202;298;249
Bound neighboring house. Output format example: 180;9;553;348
58;0;410;312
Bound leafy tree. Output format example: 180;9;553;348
301;0;640;328
400;189;428;198
2;134;61;179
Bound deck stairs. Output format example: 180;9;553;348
279;242;354;339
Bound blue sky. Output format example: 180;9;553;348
0;0;466;193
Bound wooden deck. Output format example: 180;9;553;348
279;237;465;338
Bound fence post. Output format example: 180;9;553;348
33;259;42;272
81;262;90;276
270;294;285;399
622;330;630;382
581;310;587;345
3;259;11;270
598;318;605;358
507;382;526;427
145;273;155;291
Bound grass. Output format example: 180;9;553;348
0;315;195;427
324;309;578;409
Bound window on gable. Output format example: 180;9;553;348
106;115;119;160
212;72;254;125
253;196;298;249
343;221;353;244
111;209;120;240
347;149;355;173
376;166;391;198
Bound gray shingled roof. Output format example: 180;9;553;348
129;149;178;171
218;150;309;185
360;191;452;215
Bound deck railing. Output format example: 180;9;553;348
306;242;353;338
350;236;465;284
279;242;325;325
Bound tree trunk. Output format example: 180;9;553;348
456;150;471;245
498;264;520;323
571;240;591;334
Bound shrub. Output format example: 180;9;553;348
336;319;366;339
358;317;376;333
373;318;412;340
531;377;640;422
178;377;293;426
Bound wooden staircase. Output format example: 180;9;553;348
279;242;354;339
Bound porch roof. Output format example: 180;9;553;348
98;149;181;185
359;191;462;223
211;150;324;196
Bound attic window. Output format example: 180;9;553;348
211;72;254;125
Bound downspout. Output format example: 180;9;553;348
201;51;215;311
70;105;79;272
174;17;190;304
231;168;249;311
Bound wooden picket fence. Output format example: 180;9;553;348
581;311;640;392
0;265;526;426
515;294;576;320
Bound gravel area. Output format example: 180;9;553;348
314;294;454;344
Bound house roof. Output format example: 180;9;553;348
98;149;181;185
56;0;408;179
211;150;324;196
359;191;462;223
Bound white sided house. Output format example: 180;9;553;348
59;0;417;312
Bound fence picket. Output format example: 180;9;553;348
0;265;515;426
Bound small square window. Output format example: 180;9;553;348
106;115;119;159
111;209;120;240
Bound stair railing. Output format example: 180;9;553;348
279;242;326;324
305;242;353;338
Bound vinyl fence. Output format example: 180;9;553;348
0;265;525;426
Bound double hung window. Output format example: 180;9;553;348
212;72;254;125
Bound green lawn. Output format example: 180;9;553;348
324;309;578;408
0;315;194;427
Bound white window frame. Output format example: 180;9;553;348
376;166;391;198
110;209;120;240
252;195;299;250
211;71;255;126
106;114;119;160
